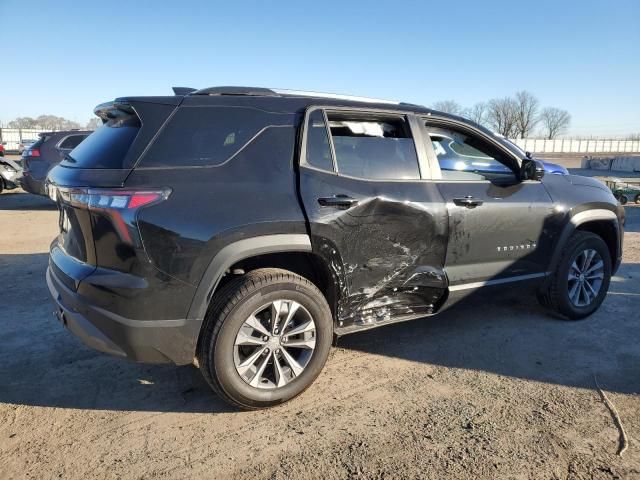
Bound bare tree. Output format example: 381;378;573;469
86;118;102;130
8;117;37;128
35;115;81;130
432;100;463;116
486;97;519;137
464;102;487;126
514;90;539;138
540;107;571;139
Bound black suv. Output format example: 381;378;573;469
46;87;624;409
21;130;91;196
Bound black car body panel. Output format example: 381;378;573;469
45;87;625;365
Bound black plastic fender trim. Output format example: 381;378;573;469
186;234;313;322
546;208;619;277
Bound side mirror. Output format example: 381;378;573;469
521;158;545;181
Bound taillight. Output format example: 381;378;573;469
56;188;170;210
25;148;40;157
54;187;171;245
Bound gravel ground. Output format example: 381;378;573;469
0;190;639;480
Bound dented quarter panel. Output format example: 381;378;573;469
299;167;449;329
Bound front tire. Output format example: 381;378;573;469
197;268;333;410
539;231;611;320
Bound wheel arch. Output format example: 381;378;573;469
186;234;339;323
547;209;620;275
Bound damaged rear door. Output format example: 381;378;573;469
299;107;449;330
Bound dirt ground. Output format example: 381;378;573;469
0;190;639;480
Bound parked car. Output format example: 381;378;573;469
0;157;23;193
21;130;91;196
18;139;38;155
46;86;624;409
604;179;640;204
0;142;5;157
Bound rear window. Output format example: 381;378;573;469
59;134;87;150
61;117;139;169
140;106;293;168
30;136;47;149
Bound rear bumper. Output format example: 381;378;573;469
20;172;46;196
46;266;201;365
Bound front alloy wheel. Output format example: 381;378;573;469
538;230;612;320
567;248;604;307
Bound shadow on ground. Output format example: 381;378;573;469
338;261;640;396
0;191;57;211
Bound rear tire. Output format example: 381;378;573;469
0;179;4;194
197;268;333;410
538;231;611;320
635;193;640;204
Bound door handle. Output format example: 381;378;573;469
318;195;359;209
453;196;484;207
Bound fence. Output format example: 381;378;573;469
511;138;640;154
2;126;640;155
0;128;52;151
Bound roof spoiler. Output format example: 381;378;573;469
93;101;137;122
172;86;197;96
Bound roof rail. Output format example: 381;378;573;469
271;89;400;105
172;87;197;95
187;86;401;104
191;86;279;96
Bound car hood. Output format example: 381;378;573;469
562;174;610;192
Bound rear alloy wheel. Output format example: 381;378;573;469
539;231;611;320
197;268;333;409
234;300;317;389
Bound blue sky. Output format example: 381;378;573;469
1;0;638;136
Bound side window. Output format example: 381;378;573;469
141;106;292;167
325;112;420;180
426;125;516;181
59;135;86;150
305;110;333;171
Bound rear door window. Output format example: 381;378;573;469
140;106;293;168
325;111;420;180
